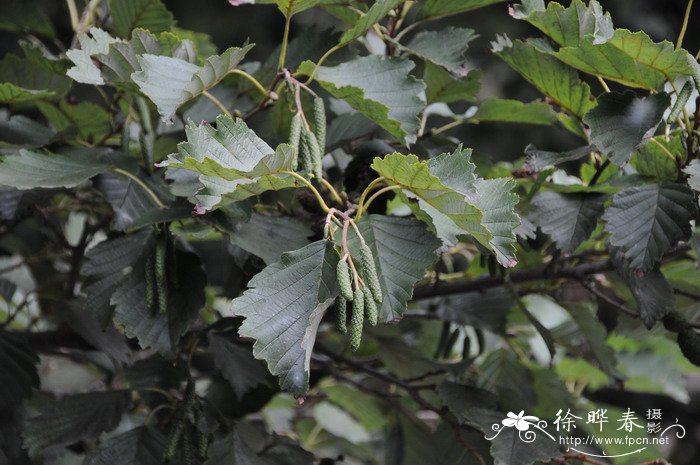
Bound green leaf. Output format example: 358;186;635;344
435;287;514;332
338;0;402;45
510;0;613;47
564;303;617;375
22;390;131;456
603;182;696;271
632;133;684;181
132;44;254;121
471;97;556;125
0;82;54;104
0;330;39;409
530;191;607;252
204;427;278;465
523;144;594;172
230;213;312;264
348;215;439;322
273;0;320;17
38;100;112;143
84;426;168;465
112;244;206;353
371;153;485;249
0;149;111;189
208;333;271;398
66;28;122;85
0;115;57;148
423;62;481;104
302;55;426;144
584;91;670;166
0;51;71;102
371;150;520;267
110;0;175;38
611;249;675;328
417;0;507;20
683;159;700;193
403;27;477;73
0;0;55;37
96;172;166;232
228;240;339;396
491;36;595;117
554;29;699;90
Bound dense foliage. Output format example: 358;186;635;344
1;0;699;464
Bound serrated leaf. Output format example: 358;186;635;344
603;182;696;271
372;150;520;267
0;149;111;189
435;287;514;332
303;55;426;144
22;390;131;456
208;333;271;398
417;0;506;20
404;27;477;73
611;249;675;328
557;303;616;375
230;213;312;264
510;0;613;46
96;172;166;232
0;50;71;102
478;349;537;412
0;330;39;409
0;115;57;148
632;134;683;181
227;240;339;396
338;0;402;45
273;0;320;17
471;97;556;125
348;215;439;322
584;91;670;166
204;427;275;465
132;44;254;121
112;245;206;353
492;35;595;117
81;230;153;326
66;27;122;85
38;100;111;143
84;426;168;465
531;191;606;252
110;0;175;38
97;29;194;86
371;152;487;249
0;82;54;104
523;144;594;172
684;160;700;193
423;62;481;104
554;29;699;90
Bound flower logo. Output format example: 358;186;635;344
502;411;540;431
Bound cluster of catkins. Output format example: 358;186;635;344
288;96;325;179
163;380;209;464
335;242;383;351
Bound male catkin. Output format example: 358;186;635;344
313;96;326;154
155;237;168;314
288;113;302;170
299;128;314;175
336;259;354;301
363;286;378;326
336;297;348;334
360;243;382;303
350;287;365;351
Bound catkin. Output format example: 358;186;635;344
350;287;365;351
182;428;195;465
288;113;302;170
336;259;354;301
305;129;322;180
145;253;156;312
360;243;382;303
363;286;378;326
299;128;314;175
155;237;168;314
163;417;184;461
336;297;348;334
313;96;326;155
678;329;700;366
